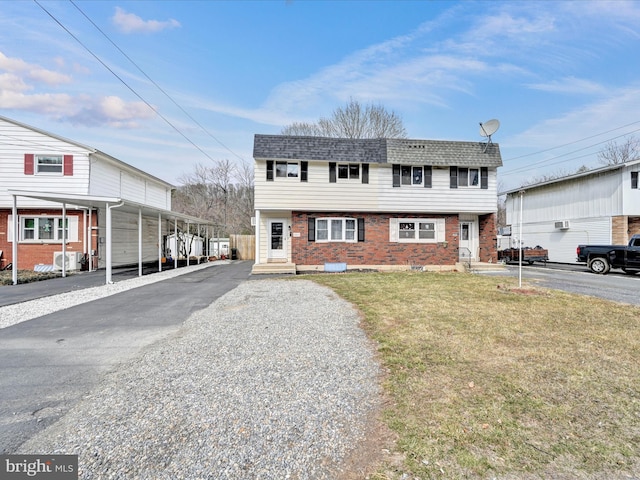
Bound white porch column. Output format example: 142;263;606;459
254;210;261;265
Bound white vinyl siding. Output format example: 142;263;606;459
256;161;498;214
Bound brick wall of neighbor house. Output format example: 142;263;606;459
612;215;629;244
628;216;640;239
291;212;460;266
478;213;498;262
0;209;87;269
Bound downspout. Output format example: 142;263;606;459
106;201;125;284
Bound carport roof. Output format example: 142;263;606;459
7;190;212;225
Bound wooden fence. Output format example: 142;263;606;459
230;234;255;260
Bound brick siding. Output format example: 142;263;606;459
291;211;497;266
0;209;93;270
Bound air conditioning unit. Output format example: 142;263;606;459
53;251;83;271
554;220;570;230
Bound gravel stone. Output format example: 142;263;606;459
17;278;381;479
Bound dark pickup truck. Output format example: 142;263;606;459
576;234;640;274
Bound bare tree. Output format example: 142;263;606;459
598;136;640;165
173;159;255;236
282;99;407;139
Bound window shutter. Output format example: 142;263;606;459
358;218;365;242
7;214;14;242
361;163;369;184
301;161;308;182
632;171;638;189
329;163;336;183
63;155;73;176
481;167;488;189
266;161;274;181
389;218;398;242
308;217;316;241
24;154;34;175
67;216;79;242
392;164;400;187
449;166;458;188
436;218;446;242
424;166;432;188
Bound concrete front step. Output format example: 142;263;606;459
465;261;508;272
251;263;297;275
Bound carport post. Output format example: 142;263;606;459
138;208;143;277
174;217;178;270
158;213;162;273
11;194;18;285
61;203;67;278
106;201;125;284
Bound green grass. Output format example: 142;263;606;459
308;272;640;479
0;270;64;285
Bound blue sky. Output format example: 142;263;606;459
1;0;639;191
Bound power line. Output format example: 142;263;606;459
33;0;236;166
68;0;245;163
500;125;640;176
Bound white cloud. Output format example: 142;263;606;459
0;51;72;86
112;7;181;34
526;77;606;95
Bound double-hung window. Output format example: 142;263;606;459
36;155;63;174
266;161;308;181
329;163;369;184
315;218;356;242
20;217;70;242
308;217;365;242
632;171;639;189
390;218;444;243
392;165;432;187
450;166;488;189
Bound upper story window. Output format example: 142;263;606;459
392;165;432;188
37;155;63;174
24;153;74;176
329;163;369;184
450;166;488;189
632;171;638;189
267;160;307;182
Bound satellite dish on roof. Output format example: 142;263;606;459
479;119;500;137
479;118;500;153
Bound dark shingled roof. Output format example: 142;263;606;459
253;135;502;167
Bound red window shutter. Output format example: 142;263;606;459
63;155;73;176
24;154;34;175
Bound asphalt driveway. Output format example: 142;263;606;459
0;261;253;453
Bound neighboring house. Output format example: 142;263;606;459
0;115;208;283
502;159;640;263
252;135;502;274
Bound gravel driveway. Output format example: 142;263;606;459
17;278;382;479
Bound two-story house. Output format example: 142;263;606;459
252;134;502;274
0;114;208;284
502;159;640;263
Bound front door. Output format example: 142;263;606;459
268;220;287;261
459;221;476;261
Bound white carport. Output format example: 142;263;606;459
8;190;212;285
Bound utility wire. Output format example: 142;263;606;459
68;0;245;163
501;126;640;176
33;0;226;165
